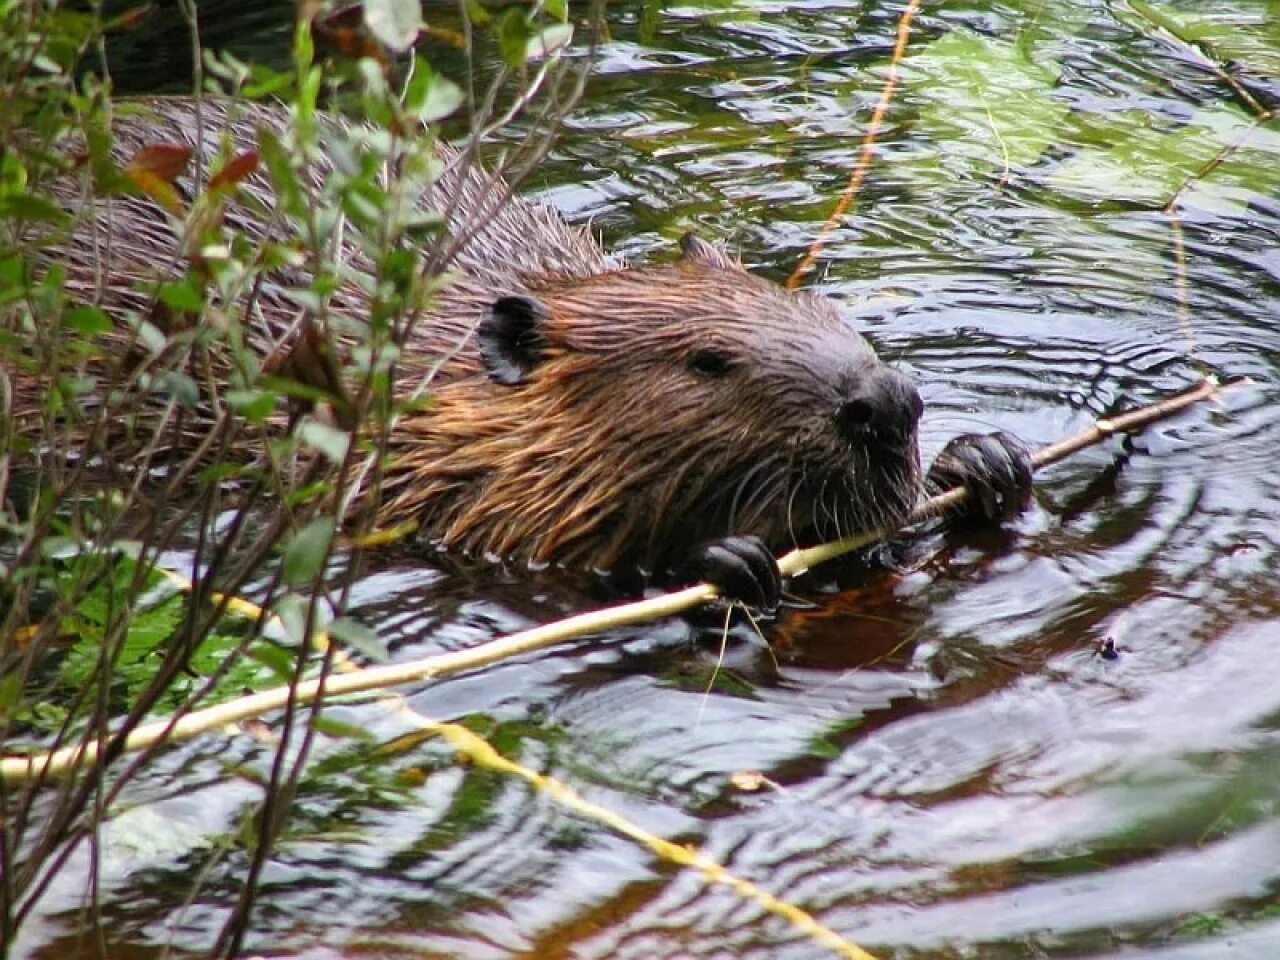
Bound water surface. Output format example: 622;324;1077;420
24;1;1280;957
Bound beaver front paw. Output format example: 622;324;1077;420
682;535;782;610
927;432;1033;522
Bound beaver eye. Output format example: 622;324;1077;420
687;349;734;378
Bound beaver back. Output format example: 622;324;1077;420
31;98;925;574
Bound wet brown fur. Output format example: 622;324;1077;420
382;262;922;571
26;97;924;574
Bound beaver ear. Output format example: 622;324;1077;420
479;295;550;386
678;232;744;272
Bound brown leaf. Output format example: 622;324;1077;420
263;321;355;428
315;3;388;62
123;144;192;213
124;143;193;184
421;25;466;50
209;150;259;192
125;168;184;214
105;3;155;31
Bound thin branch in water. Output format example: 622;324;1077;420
0;376;1237;785
1122;0;1272;120
786;0;923;290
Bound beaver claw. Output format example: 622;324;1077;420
683;535;782;610
927;432;1034;522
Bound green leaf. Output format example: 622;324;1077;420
312;714;378;740
0;254;24;289
258;128;305;217
495;8;531;68
63;305;113;335
199;462;249;485
0;192;71;224
293;16;315;75
639;0;661;44
402;209;444;242
464;0;491;27
283;481;331;509
57;374;96;397
61;590;187;703
40;536;80;559
298;421;350;463
405;68;463;124
226;388;277;422
0;672;22;717
157;278;204;313
249;638;296;681
284;288;325;312
1049;106;1265;207
155;370;198;407
299;67;322;135
364;0;422;53
328;617;389;662
242;64;295;101
185;633;281;702
131;317;167;355
282;516;335;587
526;23;572;61
1124;0;1280;77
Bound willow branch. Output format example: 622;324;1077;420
786;0;923;289
785;374;1226;573
425;717;879;960
0;376;1232;784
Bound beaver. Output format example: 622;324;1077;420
23;97;1031;607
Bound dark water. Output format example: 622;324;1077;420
22;1;1280;958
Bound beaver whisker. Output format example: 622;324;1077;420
724;454;778;531
865;468;894;531
824;484;846;543
812;468;840;541
848;444;872;526
766;477;791;541
732;455;788;537
777;468;799;551
833;470;856;539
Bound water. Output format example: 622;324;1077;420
22;1;1280;957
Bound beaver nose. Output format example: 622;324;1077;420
834;368;923;445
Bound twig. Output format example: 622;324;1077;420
425;717;880;960
1120;0;1274;371
1160;115;1272;365
786;0;923;290
785;375;1225;573
1122;0;1272;120
0;376;1232;784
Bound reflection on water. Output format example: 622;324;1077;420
25;1;1280;958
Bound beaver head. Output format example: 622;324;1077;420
379;234;923;574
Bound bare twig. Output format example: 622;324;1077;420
786;0;923;289
1122;0;1272;120
0;376;1234;784
785;375;1228;573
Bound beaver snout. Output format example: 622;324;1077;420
834;367;923;446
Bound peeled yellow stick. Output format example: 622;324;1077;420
1;376;1227;784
